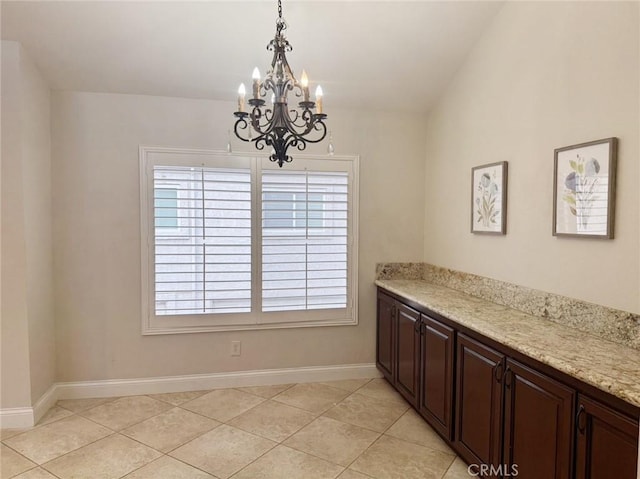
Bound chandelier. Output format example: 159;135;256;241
233;0;328;167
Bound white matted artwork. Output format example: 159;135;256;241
471;161;507;235
553;138;617;239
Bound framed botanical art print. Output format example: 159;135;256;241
471;161;508;235
553;138;617;239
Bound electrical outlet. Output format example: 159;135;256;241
231;341;241;357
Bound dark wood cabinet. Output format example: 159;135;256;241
575;394;639;479
503;358;574;479
418;314;454;440
375;286;639;479
455;333;505;471
394;303;420;406
376;292;395;382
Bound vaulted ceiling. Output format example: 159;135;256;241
1;1;503;113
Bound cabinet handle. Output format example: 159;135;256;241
576;405;586;434
504;366;513;389
414;318;421;333
494;363;504;383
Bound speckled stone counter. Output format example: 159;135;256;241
376;262;640;350
375;279;640;409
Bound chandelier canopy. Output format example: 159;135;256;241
233;0;328;167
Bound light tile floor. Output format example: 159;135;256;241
1;379;472;479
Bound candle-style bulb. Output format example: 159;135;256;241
237;83;246;112
251;68;260;99
315;85;323;114
300;70;310;102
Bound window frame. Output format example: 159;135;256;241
140;146;359;335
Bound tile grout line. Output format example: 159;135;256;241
248;378;414;474
342;401;458;479
76;396;174;432
231;382;296;398
225;381;377;479
4;379;459;479
228;380;387;477
8;406;151;475
119;453;219;479
5;423;118;477
224;435;281;479
440;455;461;479
1;445;42;479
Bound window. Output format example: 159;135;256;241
262;171;348;312
140;147;359;334
152;166;252;316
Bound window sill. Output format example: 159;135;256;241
141;317;358;335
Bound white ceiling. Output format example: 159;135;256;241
1;1;503;113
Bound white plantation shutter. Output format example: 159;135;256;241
261;171;349;312
153;165;252;315
141;148;358;334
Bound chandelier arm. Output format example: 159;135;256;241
280;103;316;133
291;107;313;128
291;108;316;128
233;117;254;143
285;137;308;153
274;104;327;143
288;117;328;144
251;116;275;139
255;108;273;128
248;106;276;137
254;137;268;150
288;109;300;124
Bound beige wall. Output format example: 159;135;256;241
51;91;426;382
1;41;32;408
423;2;639;314
20;44;55;402
1;41;54;408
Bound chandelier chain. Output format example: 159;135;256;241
276;0;286;35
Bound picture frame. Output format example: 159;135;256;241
553;138;617;239
471;161;508;235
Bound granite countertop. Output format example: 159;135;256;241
376;279;640;409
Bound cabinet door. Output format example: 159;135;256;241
575;394;639;479
503;358;574;479
376;292;395;382
395;303;420;406
418;314;454;440
455;334;505;471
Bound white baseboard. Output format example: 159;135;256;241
0;407;34;429
56;363;381;400
0;363;380;428
0;383;58;429
33;383;59;425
